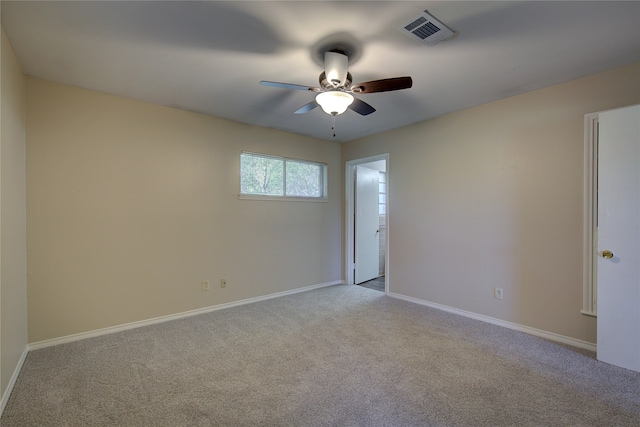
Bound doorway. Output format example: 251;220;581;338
346;155;388;293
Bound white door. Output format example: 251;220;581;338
355;165;380;284
597;104;640;372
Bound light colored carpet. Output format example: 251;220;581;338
2;284;639;426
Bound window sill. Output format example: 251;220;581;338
239;194;328;202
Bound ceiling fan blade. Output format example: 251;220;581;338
349;97;376;116
260;81;315;91
294;101;319;114
352;76;413;94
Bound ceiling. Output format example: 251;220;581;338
2;1;639;142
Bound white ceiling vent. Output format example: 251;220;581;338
401;10;455;46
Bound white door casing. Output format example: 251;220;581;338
596;104;640;372
355;165;380;284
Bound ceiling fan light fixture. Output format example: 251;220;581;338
316;91;354;116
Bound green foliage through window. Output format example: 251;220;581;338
241;154;283;195
240;153;327;198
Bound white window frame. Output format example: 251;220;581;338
239;152;328;202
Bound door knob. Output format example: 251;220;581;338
602;250;614;259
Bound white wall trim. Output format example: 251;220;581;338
29;280;342;351
388;292;597;352
582;112;599;317
0;346;29;417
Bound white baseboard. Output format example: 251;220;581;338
1;346;29;417
2;282;593;419
29;280;342;351
388;292;597;352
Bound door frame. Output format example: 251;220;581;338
345;154;389;293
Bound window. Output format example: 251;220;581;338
240;152;327;200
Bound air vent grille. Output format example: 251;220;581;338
401;10;455;45
405;16;428;33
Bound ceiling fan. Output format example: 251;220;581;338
260;51;412;117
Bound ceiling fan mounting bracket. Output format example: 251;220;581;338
314;43;357;65
328;48;346;56
311;33;362;68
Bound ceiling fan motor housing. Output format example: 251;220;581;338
319;71;352;90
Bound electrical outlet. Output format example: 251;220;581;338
494;287;504;300
220;279;227;288
201;280;210;291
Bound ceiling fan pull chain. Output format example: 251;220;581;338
332;113;337;138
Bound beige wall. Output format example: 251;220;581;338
342;62;640;344
26;78;342;342
15;53;640;347
1;27;28;399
